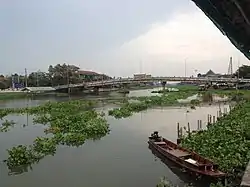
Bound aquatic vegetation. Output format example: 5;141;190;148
5;145;40;168
210;182;225;187
0;119;15;132
2;99;109;169
190;99;200;105
206;90;250;102
108;102;149;118
155;177;193;187
109;92;197;118
201;92;213;102
33;137;57;155
181;101;250;186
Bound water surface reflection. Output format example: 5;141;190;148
0;91;228;187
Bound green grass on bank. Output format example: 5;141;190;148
0;92;29;100
168;84;199;92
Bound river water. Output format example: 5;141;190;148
0;89;229;187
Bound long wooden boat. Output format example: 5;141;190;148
148;131;226;178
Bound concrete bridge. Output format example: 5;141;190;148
54;76;250;91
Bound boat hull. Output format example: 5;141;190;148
148;139;225;178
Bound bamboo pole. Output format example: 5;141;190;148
177;123;180;138
187;122;190;135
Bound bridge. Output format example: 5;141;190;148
54;76;250;90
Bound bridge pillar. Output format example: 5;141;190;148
161;81;167;92
93;87;99;94
121;83;129;94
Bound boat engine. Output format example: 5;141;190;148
150;131;161;141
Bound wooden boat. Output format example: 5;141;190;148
148;131;226;178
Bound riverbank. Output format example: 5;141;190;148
0;92;29;100
0;91;71;101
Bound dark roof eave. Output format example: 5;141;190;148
192;0;250;60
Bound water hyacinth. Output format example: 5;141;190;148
181;101;250;186
108;91;198;119
3;99;109;169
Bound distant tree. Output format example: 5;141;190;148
0;75;9;89
0;82;7;90
3;76;12;88
48;63;81;86
28;71;51;87
234;65;250;78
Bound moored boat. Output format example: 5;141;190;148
148;131;226;178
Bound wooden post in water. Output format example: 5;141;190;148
213;116;216;124
177;123;180;138
180;127;183;138
187;122;190;135
209;115;212;124
197;120;200;130
199;120;202;130
177;123;182;144
207;114;210;125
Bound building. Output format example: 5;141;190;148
77;70;111;82
134;73;152;79
21;87;56;93
197;70;222;78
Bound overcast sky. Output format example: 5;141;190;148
1;0;249;77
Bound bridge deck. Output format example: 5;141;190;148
54;77;250;90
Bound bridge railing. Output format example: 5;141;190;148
54;77;250;90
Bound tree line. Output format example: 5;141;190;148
0;64;107;89
1;63;250;89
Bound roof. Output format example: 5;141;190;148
205;70;215;76
21;87;56;92
192;0;250;60
78;70;100;75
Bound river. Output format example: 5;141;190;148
0;89;229;187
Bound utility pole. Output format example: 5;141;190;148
36;72;39;87
11;75;14;90
238;57;240;79
185;59;187;77
236;57;240;90
25;68;28;88
67;64;70;96
139;60;142;74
